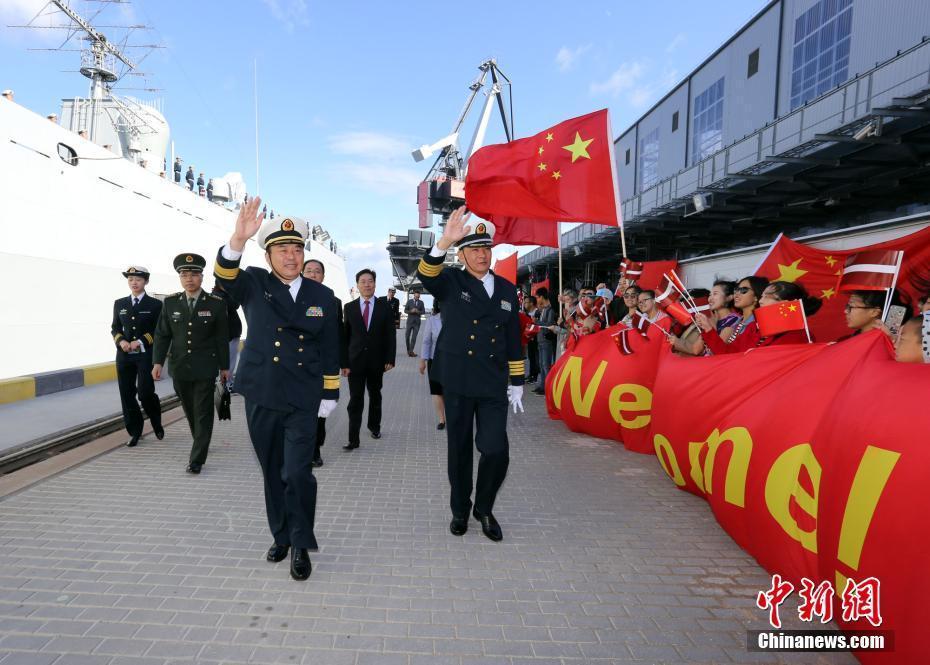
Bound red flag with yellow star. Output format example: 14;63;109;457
755;299;810;339
465;109;621;231
754;225;930;341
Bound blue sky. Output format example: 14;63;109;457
0;0;767;293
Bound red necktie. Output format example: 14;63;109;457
363;299;370;330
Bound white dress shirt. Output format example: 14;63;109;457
222;244;302;301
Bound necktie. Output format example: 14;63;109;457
132;297;138;307
188;297;196;313
363;299;370;330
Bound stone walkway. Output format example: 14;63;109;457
0;332;853;664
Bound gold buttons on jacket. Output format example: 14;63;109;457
273;356;279;363
491;338;495;343
188;322;192;327
298;334;304;340
468;350;474;356
274;341;281;347
298;348;303;352
469;335;475;340
277;327;283;332
473;319;478;324
187;350;192;354
297;362;303;367
187;340;191;345
131;316;135;320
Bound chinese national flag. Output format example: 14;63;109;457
491;216;560;248
638;260;679;291
492;251;517;285
465;109;621;227
838;249;902;291
755;299;808;338
754;226;930;342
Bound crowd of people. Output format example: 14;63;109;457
515;272;930;392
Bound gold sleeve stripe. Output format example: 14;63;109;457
417;259;443;277
508;361;526;375
143;333;154;345
213;262;240;280
323;376;340;389
113;333;124;342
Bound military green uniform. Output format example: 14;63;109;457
153;287;229;467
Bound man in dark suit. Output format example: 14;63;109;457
152;254;230;474
303;258;347;467
343;268;396;450
380;287;401;329
214;202;340;581
417;206;525;542
111;265;164;447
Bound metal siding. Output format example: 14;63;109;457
777;0;930;116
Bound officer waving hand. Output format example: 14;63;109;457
417;205;524;542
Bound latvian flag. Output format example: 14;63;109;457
630;310;651;337
619;258;644;282
612;329;635;355
839;250;903;291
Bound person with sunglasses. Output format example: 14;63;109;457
696;275;768;354
619;284;642;327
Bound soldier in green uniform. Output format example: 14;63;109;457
152;253;230;474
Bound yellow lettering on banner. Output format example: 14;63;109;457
765;443;821;553
608;383;652;429
551;356;608;418
688;427;752;507
653;434;686;486
835;445;900;591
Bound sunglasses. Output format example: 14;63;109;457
734;286;752;294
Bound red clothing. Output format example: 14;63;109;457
518;312;537;347
701;321;809;354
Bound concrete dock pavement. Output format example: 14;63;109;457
0;331;854;664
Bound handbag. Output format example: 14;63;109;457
214;380;231;420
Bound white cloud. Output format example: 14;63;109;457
340;242;398;295
327;131;410;161
555;44;591;72
260;0;309;31
331;162;421;197
590;61;647;97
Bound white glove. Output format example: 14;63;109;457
317;399;337;418
507;385;524;414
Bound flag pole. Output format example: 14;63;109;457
557;222;564;321
799;300;812;343
881;251;905;321
605;111;627;258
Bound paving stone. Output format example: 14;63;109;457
0;333;858;665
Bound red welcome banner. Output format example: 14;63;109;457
647;332;928;663
546;330;930;661
545;323;666;453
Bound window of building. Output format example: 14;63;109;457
638;127;660;191
691;77;725;164
790;0;853;110
748;48;760;78
672;111;679;132
625;148;630;165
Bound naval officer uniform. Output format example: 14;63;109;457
152;254;230;473
111;266;164;447
417;218;525;541
214;215;340;581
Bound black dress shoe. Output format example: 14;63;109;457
437;422;445;430
343;442;359;450
370;430;382;440
449;516;468;536
472;509;503;541
532;387;545;395
153;426;165;440
266;544;289;562
126;434;140;447
290;548;311;581
312;452;323;467
186;463;202;474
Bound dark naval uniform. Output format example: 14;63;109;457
417;232;524;530
153;254;229;470
213;218;340;555
111;266;163;445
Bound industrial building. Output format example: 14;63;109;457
520;0;930;288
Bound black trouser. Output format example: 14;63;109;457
173;378;215;465
405;316;421;353
245;401;318;550
316;417;326;455
444;391;510;518
347;365;383;443
527;340;539;379
117;356;162;437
